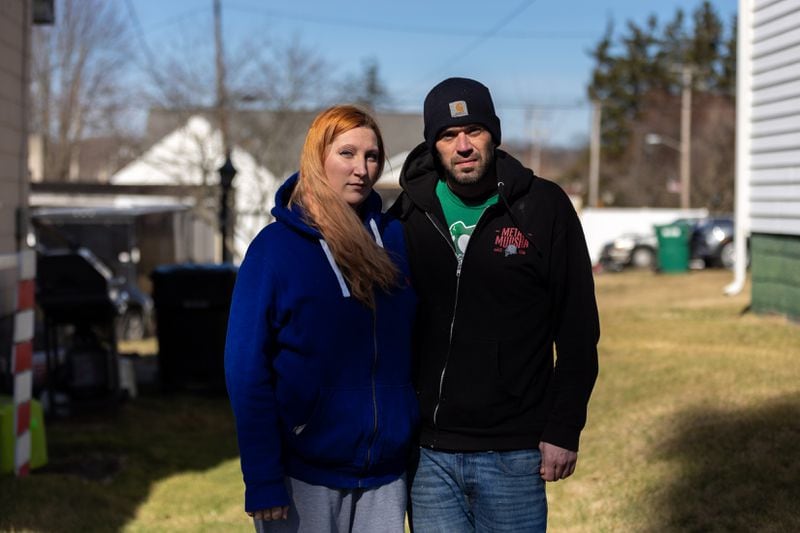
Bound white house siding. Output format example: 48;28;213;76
738;0;800;319
0;1;30;364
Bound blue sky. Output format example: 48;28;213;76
130;0;738;148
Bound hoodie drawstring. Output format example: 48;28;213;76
319;239;351;298
369;219;384;248
319;217;384;298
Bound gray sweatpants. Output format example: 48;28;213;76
254;475;407;533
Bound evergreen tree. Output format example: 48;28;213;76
584;1;736;210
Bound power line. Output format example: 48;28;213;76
223;2;590;40
412;0;539;87
143;8;209;35
391;96;588;111
128;1;589;114
123;0;175;104
124;0;161;75
499;101;589;111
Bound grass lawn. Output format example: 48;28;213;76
548;270;800;532
1;269;798;531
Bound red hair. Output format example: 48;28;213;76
290;105;398;308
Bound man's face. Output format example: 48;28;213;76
434;124;495;185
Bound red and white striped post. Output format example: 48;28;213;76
12;249;35;477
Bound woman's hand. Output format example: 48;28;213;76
248;506;289;521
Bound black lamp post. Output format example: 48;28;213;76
218;152;237;263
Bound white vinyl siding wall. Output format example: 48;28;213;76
748;0;800;235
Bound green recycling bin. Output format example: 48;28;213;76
654;222;690;273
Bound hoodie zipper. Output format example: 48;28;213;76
424;193;500;447
424;211;472;449
362;309;379;480
424;212;458;434
361;217;384;483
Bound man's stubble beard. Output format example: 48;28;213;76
443;150;494;186
441;150;497;200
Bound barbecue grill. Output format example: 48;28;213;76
36;248;121;410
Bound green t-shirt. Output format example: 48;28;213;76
435;179;498;259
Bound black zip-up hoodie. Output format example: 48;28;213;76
390;142;599;452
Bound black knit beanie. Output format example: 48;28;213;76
423;77;501;152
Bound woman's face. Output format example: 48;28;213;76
323;126;381;207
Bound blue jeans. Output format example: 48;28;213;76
411;447;547;532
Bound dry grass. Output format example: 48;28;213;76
0;393;244;532
1;270;798;532
118;337;158;357
547;270;800;532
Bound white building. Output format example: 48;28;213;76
111;115;280;263
728;0;800;320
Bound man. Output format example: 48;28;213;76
391;77;599;531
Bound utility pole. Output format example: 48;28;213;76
214;0;235;263
526;107;542;173
588;99;601;207
680;65;692;209
214;0;229;153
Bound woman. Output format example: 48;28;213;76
224;105;418;532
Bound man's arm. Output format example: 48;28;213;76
540;186;600;452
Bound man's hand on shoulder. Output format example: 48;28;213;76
538;441;578;482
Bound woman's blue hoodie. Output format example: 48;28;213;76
224;173;418;512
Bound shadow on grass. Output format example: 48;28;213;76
655;393;800;532
0;389;240;532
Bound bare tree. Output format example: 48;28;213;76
594;90;734;210
132;19;333;260
230;33;332;178
338;57;393;111
30;0;133;181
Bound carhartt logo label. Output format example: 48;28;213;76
493;227;530;256
449;100;468;117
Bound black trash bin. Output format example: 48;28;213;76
151;264;237;393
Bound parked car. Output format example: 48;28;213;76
598;232;658;271
689;216;738;269
598;215;742;272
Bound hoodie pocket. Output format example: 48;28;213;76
440;337;506;428
372;384;420;466
289;387;372;467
